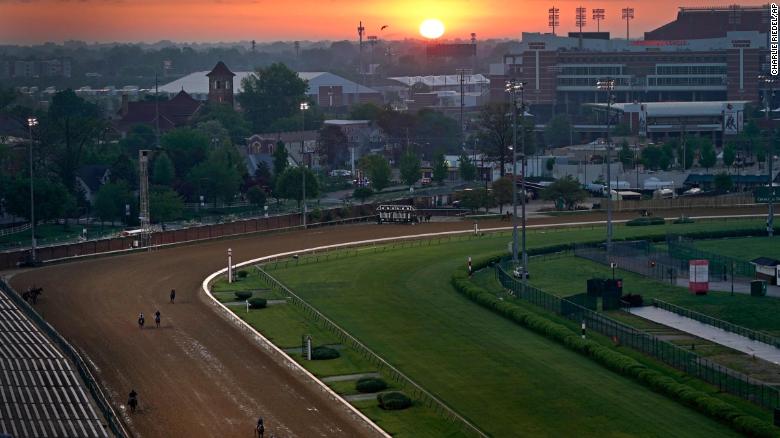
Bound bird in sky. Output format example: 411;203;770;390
380;25;389;31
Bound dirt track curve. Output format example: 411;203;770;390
7;207;767;437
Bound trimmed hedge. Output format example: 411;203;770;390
311;346;340;360
248;297;267;309
451;263;776;438
234;291;252;300
621;294;644;307
626;217;666;226
674;216;695;224
356;377;388;393
377;391;412;410
237;270;249;279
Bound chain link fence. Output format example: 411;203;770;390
573;241;684;284
667;238;756;278
495;261;780;411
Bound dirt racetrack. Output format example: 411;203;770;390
7;207;768;437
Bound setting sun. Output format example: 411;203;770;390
419;18;445;39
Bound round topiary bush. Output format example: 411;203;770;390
311;346;340;360
237;270;249;279
248;297;267;309
377;391;412;410
355;377;388;393
234;291;252;300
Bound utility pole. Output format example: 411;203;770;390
300;102;309;228
26;116;38;264
597;78;616;254
357;21;365;103
154;74;160;149
622;7;635;40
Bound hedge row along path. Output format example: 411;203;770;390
4;205;767;437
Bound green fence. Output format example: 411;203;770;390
0;279;127;438
652;299;780;348
495;261;780;411
667;239;756;278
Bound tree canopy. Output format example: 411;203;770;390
238;63;309;132
541;176;587;210
399;151;421;186
359;154;391;192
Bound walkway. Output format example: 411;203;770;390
630;306;780;364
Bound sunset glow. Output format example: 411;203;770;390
0;0;769;43
419;19;446;39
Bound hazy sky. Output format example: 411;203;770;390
0;0;770;44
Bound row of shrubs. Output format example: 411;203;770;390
626;217;666;226
451;259;776;438
377;391;412;410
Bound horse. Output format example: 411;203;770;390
138;314;145;329
23;287;43;304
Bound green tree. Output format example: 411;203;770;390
714;172;733;192
477;103;511;176
491;176;513;214
399;151;421;186
678;138;696;170
432;152;448;185
187;148;242;207
723;142;736;170
349;103;383;121
193;102;251;145
541;176;587;210
543;114;572;148
545;157;556;173
247;185;267;209
274;166;320;207
641;145;664;171
459;188;495;213
161;128;210;178
93;182;133;226
699;139;717;170
359;154;391;192
414;109;462;153
4;177;74;224
317;125;348;168
459;154;476;182
109;154;137;189
150;187;184;224
272;141;289;177
119;125;156;157
238;63;309;132
151;153;175;187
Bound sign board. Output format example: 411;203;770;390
638;104;647;137
723;107;739;135
630;40;688;46
689;259;709;294
755;187;780;203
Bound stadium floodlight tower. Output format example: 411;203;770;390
622;7;635;40
548;6;560;35
26;116;38;264
575;6;587;49
592;8;605;32
505;79;529;278
597;78;616;255
139;150;151;247
759;74;777;237
300;101;310;228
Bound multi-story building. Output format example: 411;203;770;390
491;5;769;120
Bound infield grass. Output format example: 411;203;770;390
269;230;748;437
693;236;780;262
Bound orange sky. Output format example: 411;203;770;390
0;0;770;44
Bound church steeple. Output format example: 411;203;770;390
207;61;236;106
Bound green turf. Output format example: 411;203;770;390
528;255;780;336
0;223;119;247
270;236;741;437
693;236;780;262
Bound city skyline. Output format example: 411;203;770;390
0;0;769;44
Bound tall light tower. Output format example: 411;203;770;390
139;150;151;246
592;8;605;32
456;68;472;136
357;21;365;99
576;7;587;49
300;102;310;228
622;7;635;40
548;7;560;36
26;116;38;264
506;79;528;275
597;78;616;254
759;74;777;237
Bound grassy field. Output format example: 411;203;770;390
268;235;742;437
0;223;119;248
528;254;780;336
693;236;780;261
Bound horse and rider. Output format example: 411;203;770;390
22;286;43;304
138;313;145;329
128;389;138;413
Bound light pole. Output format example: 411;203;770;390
506;79;529;274
300;102;309;228
759;75;776;237
227;248;233;283
597;78;616;254
26;116;38;264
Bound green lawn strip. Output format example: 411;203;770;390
221;280;466;437
271;240;743;437
456;262;775;437
694;236;780;261
472;268;775;423
527;255;780;335
0;223;120;246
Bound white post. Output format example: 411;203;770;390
581;321;586;339
228;248;233;283
246;299;249;313
474;222;479;236
306;336;312;360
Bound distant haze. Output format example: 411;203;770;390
0;0;769;44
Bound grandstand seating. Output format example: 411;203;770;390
0;290;108;438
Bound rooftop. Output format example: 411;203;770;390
160;71;377;96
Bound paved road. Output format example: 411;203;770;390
630;306;780;364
